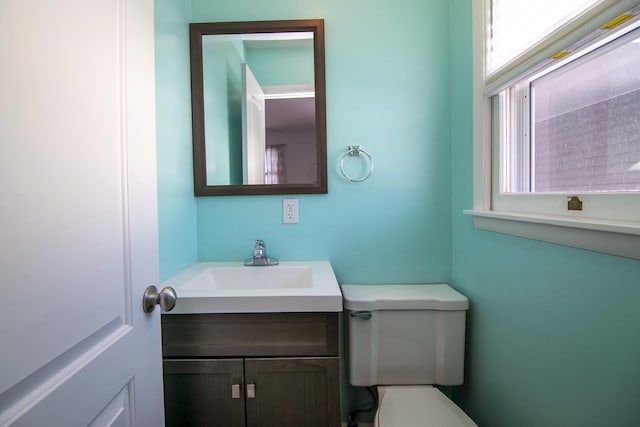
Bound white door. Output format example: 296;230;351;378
241;64;266;184
0;0;165;426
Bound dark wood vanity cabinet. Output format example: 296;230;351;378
163;359;245;426
161;312;340;427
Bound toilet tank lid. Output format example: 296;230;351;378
341;284;469;311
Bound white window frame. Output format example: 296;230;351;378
465;0;640;260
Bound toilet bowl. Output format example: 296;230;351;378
342;284;477;427
375;386;476;427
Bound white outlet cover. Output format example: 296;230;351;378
283;198;298;224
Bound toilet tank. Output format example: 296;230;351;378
342;284;469;387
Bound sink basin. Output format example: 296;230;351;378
183;265;312;290
161;261;342;314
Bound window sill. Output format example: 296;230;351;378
463;210;640;260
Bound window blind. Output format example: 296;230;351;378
484;0;639;95
488;0;603;75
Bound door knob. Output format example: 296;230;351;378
142;285;177;313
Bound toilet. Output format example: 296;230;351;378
342;284;477;427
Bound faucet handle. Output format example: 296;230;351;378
245;238;278;266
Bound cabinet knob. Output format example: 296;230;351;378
246;383;256;399
231;383;241;399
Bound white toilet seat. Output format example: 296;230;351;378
375;386;477;427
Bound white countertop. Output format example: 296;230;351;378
161;261;343;314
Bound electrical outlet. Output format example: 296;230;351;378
283;199;299;224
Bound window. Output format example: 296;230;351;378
529;34;640;193
265;145;286;184
501;28;640;196
468;0;640;260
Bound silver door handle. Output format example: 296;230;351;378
142;285;177;313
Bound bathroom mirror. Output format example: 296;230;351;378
190;19;327;196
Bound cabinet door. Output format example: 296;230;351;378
164;359;246;427
245;358;340;427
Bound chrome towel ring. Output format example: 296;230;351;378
339;145;373;182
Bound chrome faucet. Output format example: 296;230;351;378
244;239;279;266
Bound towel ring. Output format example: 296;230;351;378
340;145;374;182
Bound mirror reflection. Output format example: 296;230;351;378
190;20;327;196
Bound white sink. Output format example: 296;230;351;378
183;265;312;290
161;261;342;314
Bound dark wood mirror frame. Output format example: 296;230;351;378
189;19;327;196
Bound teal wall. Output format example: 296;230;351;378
190;0;453;285
155;0;198;280
247;44;314;87
202;36;243;185
156;0;640;425
449;1;640;426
